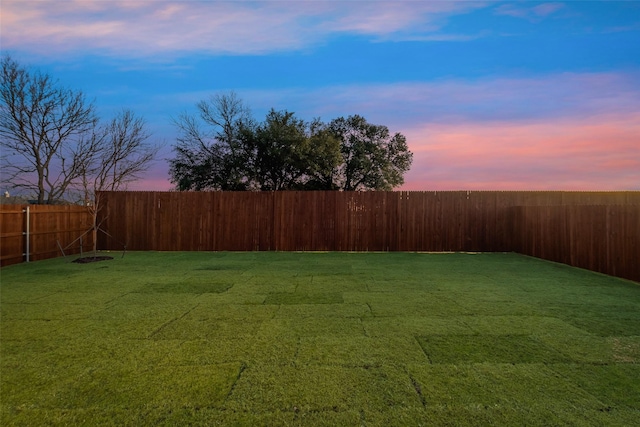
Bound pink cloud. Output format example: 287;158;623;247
401;113;640;191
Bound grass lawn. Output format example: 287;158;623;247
1;251;639;426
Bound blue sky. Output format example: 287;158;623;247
2;1;639;190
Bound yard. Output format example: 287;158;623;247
1;252;639;425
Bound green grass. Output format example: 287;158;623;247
1;251;639;426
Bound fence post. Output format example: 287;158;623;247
24;205;30;263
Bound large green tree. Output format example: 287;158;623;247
328;115;413;191
243;109;308;191
241;109;341;191
301;119;343;190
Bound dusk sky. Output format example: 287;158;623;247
2;1;639;191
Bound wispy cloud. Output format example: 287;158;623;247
224;71;640;128
319;1;487;39
1;0;486;57
495;2;565;21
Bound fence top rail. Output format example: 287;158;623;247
0;204;90;210
97;190;640;194
96;190;640;207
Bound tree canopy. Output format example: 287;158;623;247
169;93;412;191
328;115;413;191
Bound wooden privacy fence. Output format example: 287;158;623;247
96;191;640;282
0;204;95;267
508;205;639;283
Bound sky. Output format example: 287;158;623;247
2;0;639;191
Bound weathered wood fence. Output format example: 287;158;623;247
95;191;640;282
0;204;95;267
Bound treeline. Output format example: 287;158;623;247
169;92;413;191
1;54;413;205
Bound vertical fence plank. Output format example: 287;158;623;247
0;205;25;266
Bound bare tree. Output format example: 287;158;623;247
82;109;156;195
78;109;158;255
170;91;255;190
198;91;252;146
1;56;99;204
